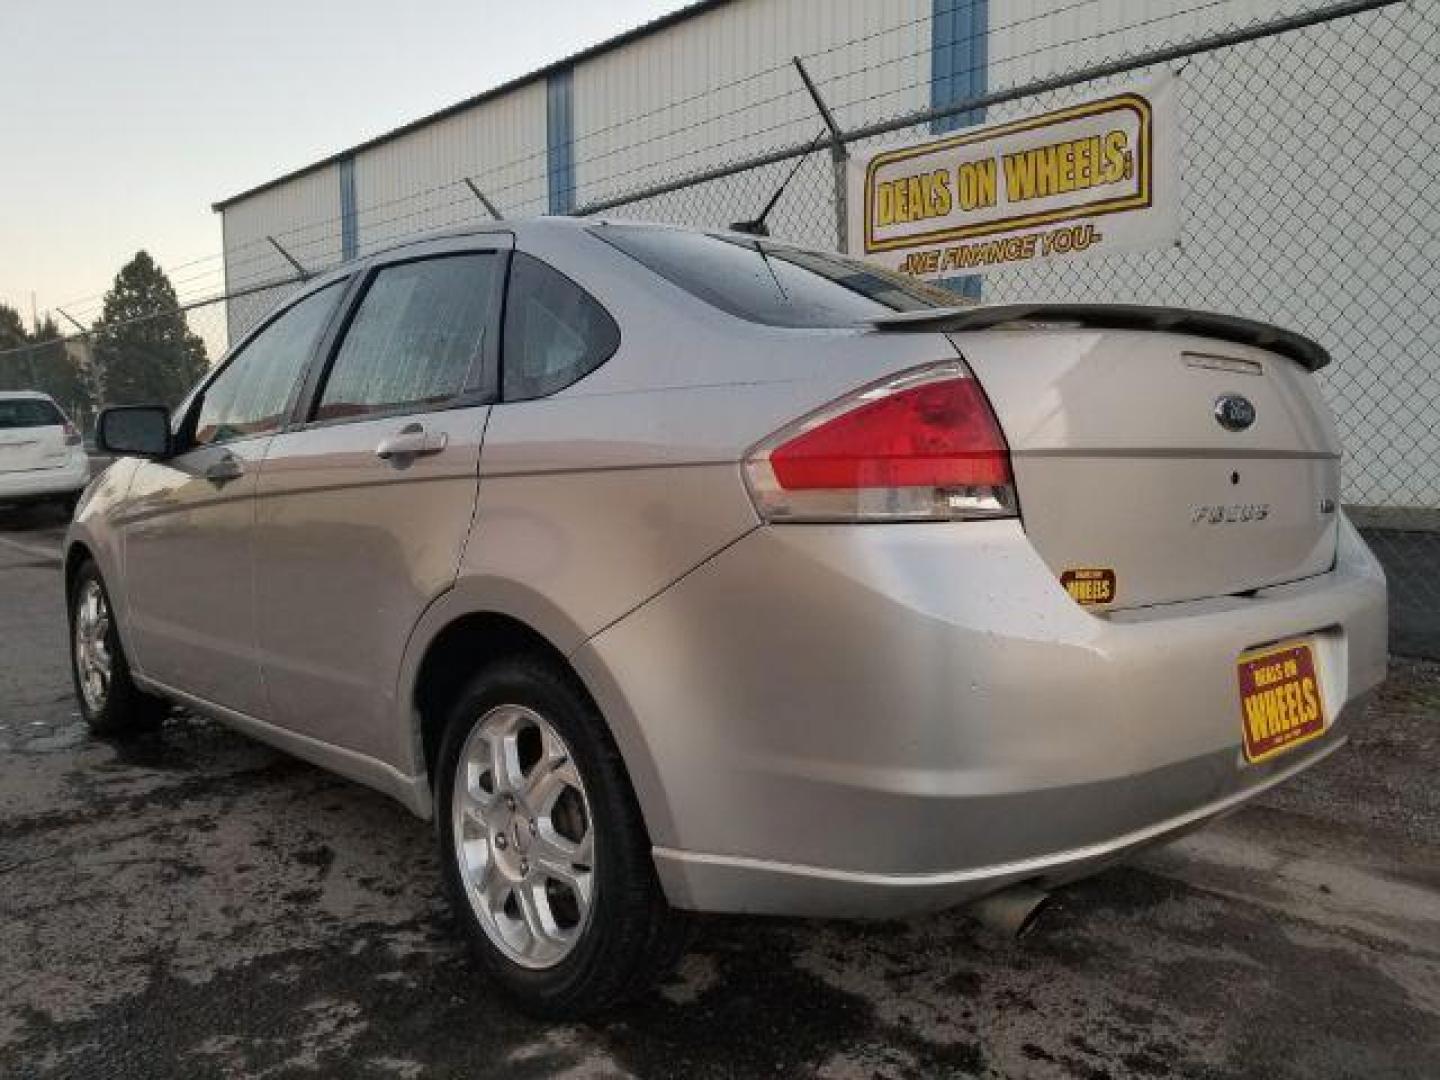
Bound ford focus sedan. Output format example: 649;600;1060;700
65;218;1387;1016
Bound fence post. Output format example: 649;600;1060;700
266;236;310;280
57;307;103;416
463;178;505;221
792;57;849;252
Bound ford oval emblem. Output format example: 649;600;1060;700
1214;393;1256;432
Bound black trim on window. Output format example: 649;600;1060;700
497;251;620;402
292;249;507;432
175;277;351;453
282;272;369;433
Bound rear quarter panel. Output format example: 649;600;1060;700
404;225;963;801
455;227;968;652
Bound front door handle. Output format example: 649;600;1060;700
375;423;448;463
204;455;243;485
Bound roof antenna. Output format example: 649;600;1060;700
729;127;828;237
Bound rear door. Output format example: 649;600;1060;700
121;282;347;713
0;396;69;474
252;241;507;761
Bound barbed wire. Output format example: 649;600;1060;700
125;0;1290;303
7;0;1417;331
3;0;1432;648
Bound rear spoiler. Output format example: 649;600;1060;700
867;303;1332;371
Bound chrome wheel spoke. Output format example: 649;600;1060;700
523;737;578;810
481;723;527;797
533;840;594;910
457;785;489;830
534;815;592;868
478;853;510;914
516;880;558;947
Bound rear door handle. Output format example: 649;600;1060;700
204;456;243;484
375;423;448;462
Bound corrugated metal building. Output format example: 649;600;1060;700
215;0;1294;294
212;0;1438;510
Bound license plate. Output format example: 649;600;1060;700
1237;640;1327;763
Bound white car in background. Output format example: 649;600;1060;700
0;391;90;512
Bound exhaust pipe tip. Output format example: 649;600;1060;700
968;883;1051;939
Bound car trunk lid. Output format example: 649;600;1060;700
901;310;1340;611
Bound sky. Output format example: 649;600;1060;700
0;0;688;328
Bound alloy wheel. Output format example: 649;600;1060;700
74;579;113;713
451;704;596;969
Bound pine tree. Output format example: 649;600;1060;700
0;303;25;350
0;303;30;391
91;252;209;407
28;316;93;428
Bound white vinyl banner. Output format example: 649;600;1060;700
846;75;1179;279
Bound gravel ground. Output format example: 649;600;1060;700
1;505;1437;1079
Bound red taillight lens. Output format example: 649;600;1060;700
744;362;1016;523
769;375;1011;491
62;422;82;446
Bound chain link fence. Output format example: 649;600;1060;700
0;279;303;435
0;0;1433;651
583;0;1439;654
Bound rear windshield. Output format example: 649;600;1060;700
0;398;63;429
590;223;964;328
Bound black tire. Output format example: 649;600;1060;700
435;655;690;1018
68;558;167;736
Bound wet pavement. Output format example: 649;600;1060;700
1;504;1437;1079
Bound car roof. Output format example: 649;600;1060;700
0;390;55;402
301;216;812;291
391;215;784;248
297;217;580;290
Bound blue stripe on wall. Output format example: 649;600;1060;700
547;67;576;214
931;0;988;133
931;0;988;298
339;155;358;261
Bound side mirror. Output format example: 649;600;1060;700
96;406;172;458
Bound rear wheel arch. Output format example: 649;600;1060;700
405;599;677;857
414;612;595;784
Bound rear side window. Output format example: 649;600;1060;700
195;283;343;446
502;253;618;401
0;398;63;429
591;223;961;328
314;253;499;422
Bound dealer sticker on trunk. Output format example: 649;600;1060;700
1236;641;1327;763
1060;567;1117;606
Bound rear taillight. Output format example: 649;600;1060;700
62;422;82;447
743;362;1016;522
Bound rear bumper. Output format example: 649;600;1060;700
0;454;90;502
578;513;1387;918
652;728;1356;918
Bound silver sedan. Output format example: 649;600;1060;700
65;218;1387;1016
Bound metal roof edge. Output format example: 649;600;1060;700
212;0;735;212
